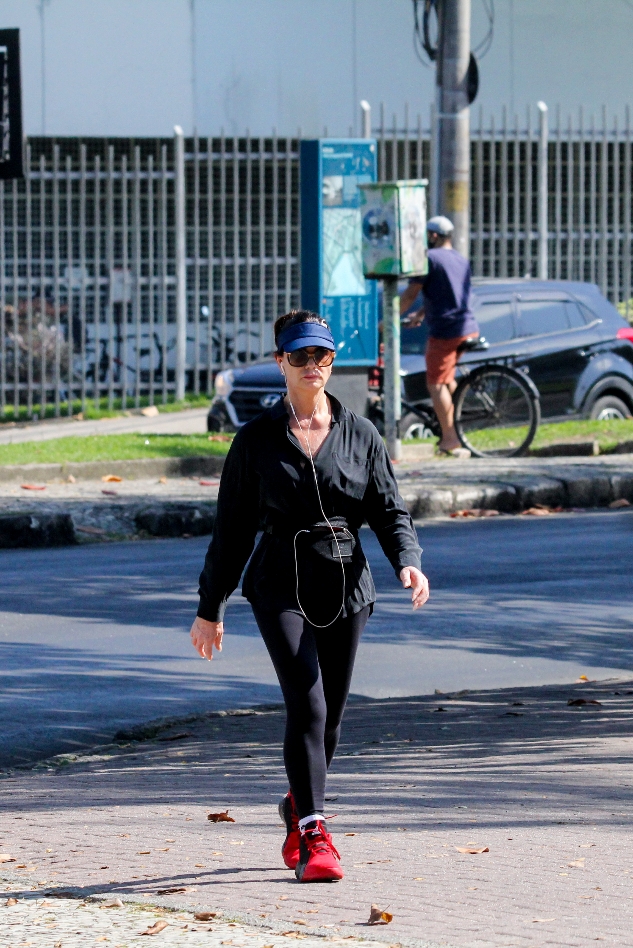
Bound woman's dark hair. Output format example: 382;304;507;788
274;310;330;354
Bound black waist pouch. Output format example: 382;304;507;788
266;517;356;564
306;518;356;564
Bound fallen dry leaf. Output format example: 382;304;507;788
567;698;601;706
568;859;586;868
140;919;169;935
67;474;76;483
100;899;123;908
157;887;187;895
345;832;357;837
456;846;489;854
5;897;18;906
194;912;218;921
21;484;46;490
158;476;168;484
137;851;151;855
208;810;235;823
521;505;554;516
532;918;556;923
450;508;500;519
610;498;631;508
0;855;16;863
368;904;393;925
199;480;216;486
293;919;308;926
102;474;122;483
141;405;160;417
101;489;118;496
577;674;589;681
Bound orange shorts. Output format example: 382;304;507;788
425;334;478;386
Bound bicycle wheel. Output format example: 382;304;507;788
454;364;540;458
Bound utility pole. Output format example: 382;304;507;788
436;0;471;257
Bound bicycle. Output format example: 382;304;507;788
398;338;541;458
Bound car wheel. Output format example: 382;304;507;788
400;411;436;441
207;408;230;432
588;395;631;421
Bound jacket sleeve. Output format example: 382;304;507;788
362;432;422;578
197;428;260;622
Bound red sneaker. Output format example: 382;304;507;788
278;791;300;870
295;820;344;882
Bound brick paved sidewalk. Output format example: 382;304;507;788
2;680;633;948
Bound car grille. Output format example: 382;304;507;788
229;388;285;424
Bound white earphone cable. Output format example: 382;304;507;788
288;393;348;628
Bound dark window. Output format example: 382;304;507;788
474;300;515;344
517;299;569;336
565;301;588;328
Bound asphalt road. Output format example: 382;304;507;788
2;510;632;768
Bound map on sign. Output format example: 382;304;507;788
321;170;372;298
322;207;365;296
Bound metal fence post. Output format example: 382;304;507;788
174;124;187;401
537;101;549;279
360;100;371;138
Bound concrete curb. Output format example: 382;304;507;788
0;500;217;547
0;454;226;483
398;467;633;517
2;461;633;548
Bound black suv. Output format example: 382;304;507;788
207;279;633;434
398;278;633;438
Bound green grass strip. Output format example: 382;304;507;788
0;433;232;467
0;393;210;424
405;417;633;453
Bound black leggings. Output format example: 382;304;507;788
252;604;371;819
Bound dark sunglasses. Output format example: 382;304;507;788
286;346;335;368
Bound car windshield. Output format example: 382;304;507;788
401;322;429;354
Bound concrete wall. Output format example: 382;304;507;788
1;0;631;136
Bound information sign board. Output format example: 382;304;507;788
300;139;378;366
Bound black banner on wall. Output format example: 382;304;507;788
0;29;23;179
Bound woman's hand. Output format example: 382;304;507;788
400;567;430;610
190;617;224;660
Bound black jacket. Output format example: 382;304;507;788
197;394;422;623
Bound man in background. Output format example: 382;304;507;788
399;215;479;456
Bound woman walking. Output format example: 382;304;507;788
190;310;429;883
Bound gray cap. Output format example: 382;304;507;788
426;215;454;236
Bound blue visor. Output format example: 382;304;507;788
278;321;335;353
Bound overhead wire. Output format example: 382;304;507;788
412;0;495;65
474;0;494;58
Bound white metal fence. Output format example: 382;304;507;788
1;106;632;418
0;134;299;418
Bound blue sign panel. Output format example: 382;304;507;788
300;139;378;366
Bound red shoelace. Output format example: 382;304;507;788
303;822;341;860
